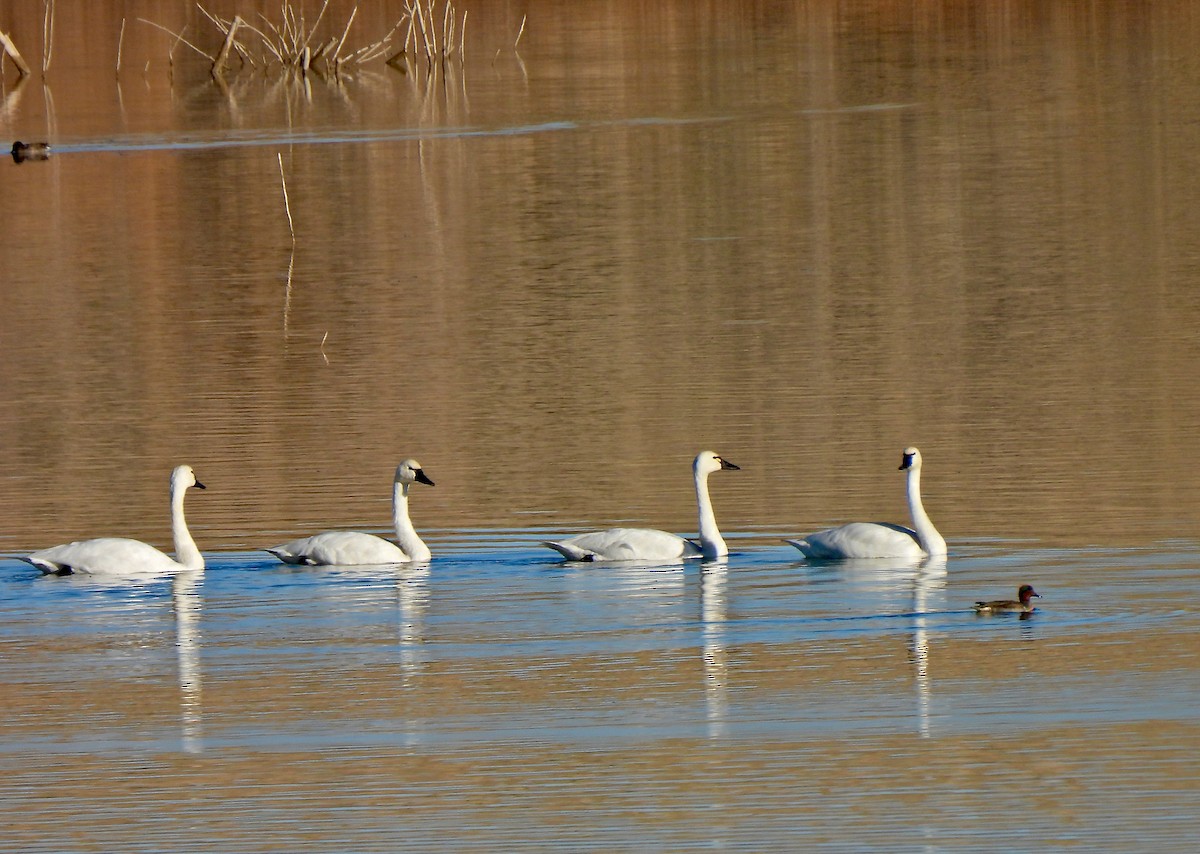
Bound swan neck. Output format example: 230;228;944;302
393;480;431;562
906;466;946;557
171;483;204;570
694;467;728;559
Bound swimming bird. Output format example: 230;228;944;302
11;141;50;162
18;465;206;576
267;459;434;565
787;447;946;560
543;451;740;562
973;584;1040;614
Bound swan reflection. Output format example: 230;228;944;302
396;564;431;685
171;570;204;754
909;555;947;739
700;560;729;739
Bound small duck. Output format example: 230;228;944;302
973;584;1040;614
11;141;51;163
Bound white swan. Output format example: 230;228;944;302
19;465;206;576
543;451;740;562
787;447;946;560
267;459;434;565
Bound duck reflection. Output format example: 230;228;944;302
700;560;729;739
171;570;204;754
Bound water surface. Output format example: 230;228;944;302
2;1;1200;849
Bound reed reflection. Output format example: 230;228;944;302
699;560;729;739
171;569;204;754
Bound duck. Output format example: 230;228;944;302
543;451;740;561
787;447;946;560
267;459;434;565
11;141;51;162
974;584;1040;614
18;465;206;576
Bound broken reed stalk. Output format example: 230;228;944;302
515;14;526;50
211;14;243;77
41;0;55;74
278;153;295;243
116;18;125;75
0;29;32;77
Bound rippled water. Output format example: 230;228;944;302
3;537;1200;850
5;0;1200;849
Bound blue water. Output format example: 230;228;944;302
2;536;1198;851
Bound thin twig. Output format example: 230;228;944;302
515;14;526;50
332;7;358;65
278;153;295;243
42;0;55;75
0;29;32;77
212;15;243;77
116;18;126;76
137;19;213;61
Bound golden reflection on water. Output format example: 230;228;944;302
2;1;1200;553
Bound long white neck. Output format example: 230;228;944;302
171;483;204;570
695;467;728;559
906;465;946;557
393;480;431;562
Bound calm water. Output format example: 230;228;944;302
3;1;1200;849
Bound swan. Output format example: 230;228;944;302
267;459;434;565
787;447;946;560
543;451;740;562
19;465;206;576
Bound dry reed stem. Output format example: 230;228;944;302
41;0;54;74
116;19;126;75
515;14;526;50
138;18;213;62
277;152;295;242
211;15;243;77
0;29;32;77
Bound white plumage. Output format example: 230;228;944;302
267;459;434;565
19;465;206;576
788;447;946;560
543;451;739;562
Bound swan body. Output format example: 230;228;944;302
20;465;206;576
788;447;946;561
543;451;739;562
267;459;434;565
974;584;1040;614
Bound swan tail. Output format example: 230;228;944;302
542;541;597;561
266;547;312;565
784;539;814;556
12;555;69;575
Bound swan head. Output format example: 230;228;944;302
694;450;740;476
899;447;922;472
171;464;206;491
396;459;435;487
